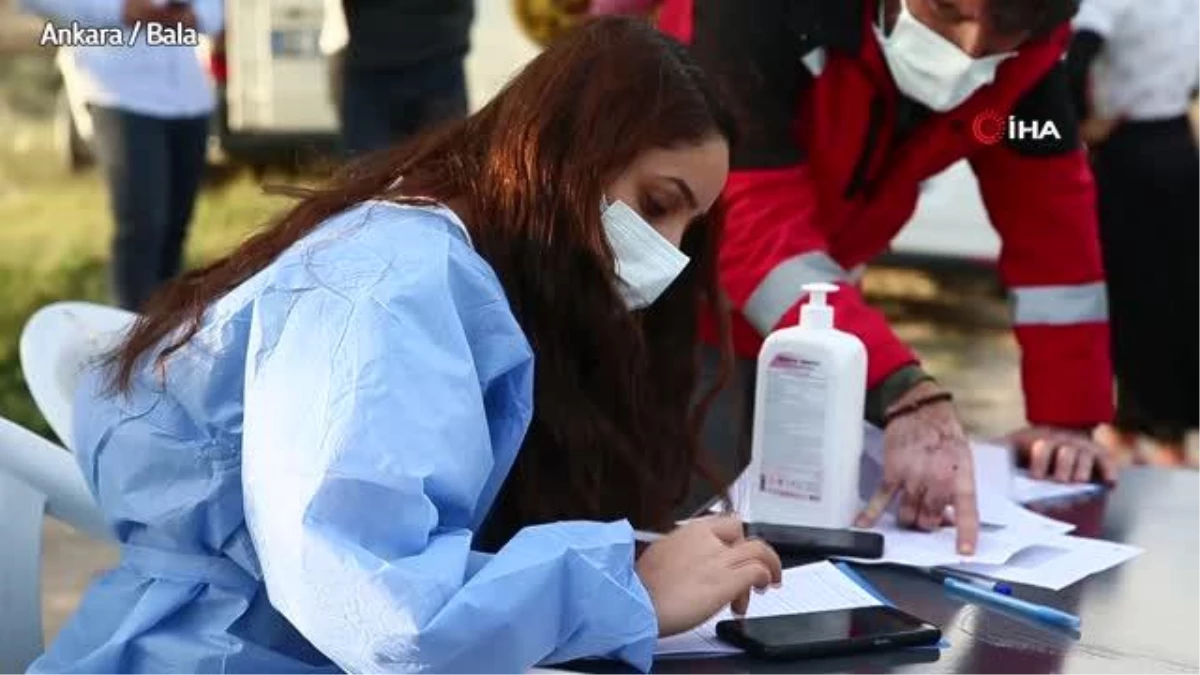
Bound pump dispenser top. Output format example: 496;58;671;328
799;282;838;329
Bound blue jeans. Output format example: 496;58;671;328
338;55;468;157
88;106;209;311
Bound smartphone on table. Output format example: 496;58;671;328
743;522;884;559
716;606;940;660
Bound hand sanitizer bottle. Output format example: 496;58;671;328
745;282;868;528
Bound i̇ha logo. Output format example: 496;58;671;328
972;109;1007;145
972;109;1062;145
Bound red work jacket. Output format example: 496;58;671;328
660;0;1113;426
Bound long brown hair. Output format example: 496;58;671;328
110;17;737;540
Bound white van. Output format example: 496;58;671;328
56;0;340;171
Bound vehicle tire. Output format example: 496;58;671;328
55;88;94;173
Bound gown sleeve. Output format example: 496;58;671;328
240;225;659;673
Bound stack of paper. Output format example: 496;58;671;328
1012;474;1103;505
844;517;1062;568
655;561;881;658
948;535;1143;591
717;424;1140;590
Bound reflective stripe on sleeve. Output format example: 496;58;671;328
743;252;848;335
1010;282;1109;326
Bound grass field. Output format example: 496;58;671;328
0;52;296;435
0;144;295;436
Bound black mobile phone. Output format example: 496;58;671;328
715;606;940;660
743;522;884;559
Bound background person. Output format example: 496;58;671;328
657;0;1121;551
31;19;783;674
320;0;348;117
20;0;223;312
337;0;474;156
1067;0;1200;467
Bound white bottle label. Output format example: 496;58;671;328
760;354;827;502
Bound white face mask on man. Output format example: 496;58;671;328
873;0;1014;112
601;197;690;310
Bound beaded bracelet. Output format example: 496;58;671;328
882;391;955;426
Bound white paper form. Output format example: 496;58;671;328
970;441;1018;523
654;561;882;658
980;496;1077;535
1012;474;1103;505
841;516;1063;568
963;438;1103;506
948;534;1143;591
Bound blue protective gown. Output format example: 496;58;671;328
30;202;659;673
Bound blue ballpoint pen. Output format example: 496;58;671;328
918;567;1013;595
943;577;1082;630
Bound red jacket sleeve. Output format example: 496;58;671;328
656;0;692;42
722;167;918;387
970;65;1114;427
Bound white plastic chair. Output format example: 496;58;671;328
0;415;112;672
20;302;137;451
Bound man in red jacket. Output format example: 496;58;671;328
658;0;1119;552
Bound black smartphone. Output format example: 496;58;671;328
715;606;940;660
743;522;884;559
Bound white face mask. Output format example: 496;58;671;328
601;197;690;309
873;0;1014;112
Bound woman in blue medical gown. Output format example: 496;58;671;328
31;17;785;675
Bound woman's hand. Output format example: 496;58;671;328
1008;426;1119;485
636;516;782;637
856;381;980;555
